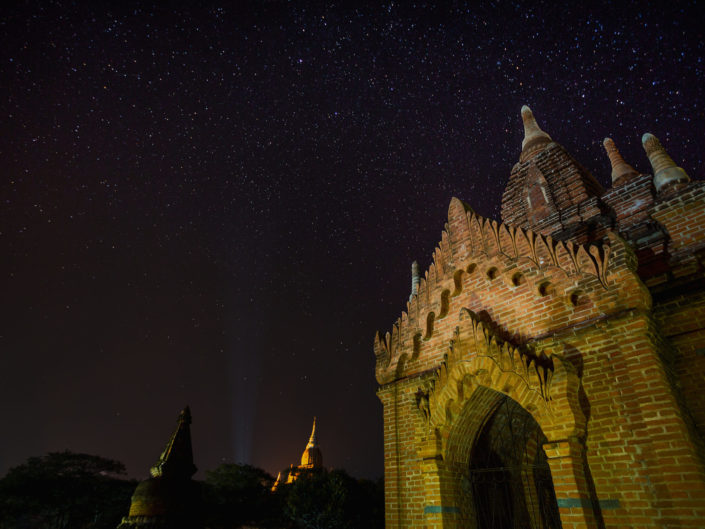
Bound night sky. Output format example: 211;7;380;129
2;1;704;481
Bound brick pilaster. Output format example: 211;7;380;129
544;436;601;529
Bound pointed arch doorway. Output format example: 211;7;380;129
464;394;562;529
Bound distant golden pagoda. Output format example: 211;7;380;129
272;417;322;490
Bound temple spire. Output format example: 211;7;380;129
642;133;690;193
603;137;639;186
307;417;318;448
149;406;197;479
409;261;420;302
299;417;323;469
520;105;552;162
117;407;201;528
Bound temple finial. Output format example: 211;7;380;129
307;417;318;448
642;133;690;193
179;406;192;425
409;261;420;301
603;138;639;186
520;105;552;161
150;406;197;479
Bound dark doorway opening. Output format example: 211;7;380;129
467;396;562;529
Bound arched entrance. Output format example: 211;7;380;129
465;395;562;529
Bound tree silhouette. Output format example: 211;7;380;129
203;462;288;528
283;469;383;529
0;451;135;529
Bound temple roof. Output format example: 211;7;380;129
501;106;604;237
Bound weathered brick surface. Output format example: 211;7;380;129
501;143;605;242
601;173;654;228
376;134;705;528
653;290;705;441
651;182;705;255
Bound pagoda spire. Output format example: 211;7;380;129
150;406;197;479
642;133;690;193
603;137;639;186
299;417;323;469
520;105;552;162
117;406;201;528
306;417;318;448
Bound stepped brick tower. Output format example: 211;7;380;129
272;417;323;490
117;407;202;529
375;107;705;529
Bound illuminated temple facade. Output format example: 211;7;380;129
272;417;323;490
375;107;705;528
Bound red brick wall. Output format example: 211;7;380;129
654;289;705;443
376;189;705;528
601;173;655;229
651;183;705;256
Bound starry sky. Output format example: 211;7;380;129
1;1;704;481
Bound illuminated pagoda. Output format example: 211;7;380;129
117;407;202;529
272;417;322;490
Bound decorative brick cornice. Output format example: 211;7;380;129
375;197;649;385
447;198;611;285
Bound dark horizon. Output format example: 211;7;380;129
2;1;704;481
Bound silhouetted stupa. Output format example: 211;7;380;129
117;407;202;529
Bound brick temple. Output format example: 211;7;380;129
375;106;705;528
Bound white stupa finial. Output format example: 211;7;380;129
642;133;689;193
409;261;420;301
520;105;552;161
603;137;639;185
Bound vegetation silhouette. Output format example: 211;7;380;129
281;468;384;529
0;451;135;529
0;454;383;529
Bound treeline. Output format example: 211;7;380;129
0;452;384;529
